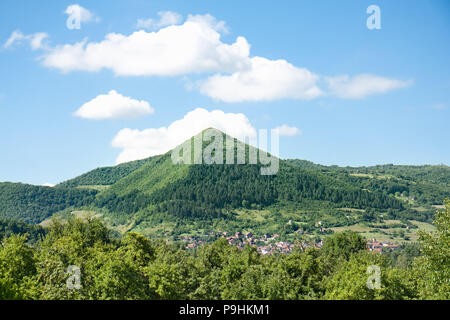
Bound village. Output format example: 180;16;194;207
180;231;401;255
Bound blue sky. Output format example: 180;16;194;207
0;0;449;185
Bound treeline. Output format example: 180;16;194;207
355;164;450;185
0;200;448;300
58;157;156;187
0;182;98;223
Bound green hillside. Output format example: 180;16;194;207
57;156;156;188
86;129;430;238
0;182;98;223
0;129;448;241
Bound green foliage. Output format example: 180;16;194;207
321;231;367;274
0;218;46;244
413;199;450;299
0;216;448;300
383;243;422;269
323;251;417;300
0;234;38;299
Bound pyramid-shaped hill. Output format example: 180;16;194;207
86;128;403;235
1;129;446;237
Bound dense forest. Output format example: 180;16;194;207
0;201;448;300
0;182;98;223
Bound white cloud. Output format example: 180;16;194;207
10;13;410;102
135;18;153;30
42;14;250;76
42;183;55;187
29;32;49;50
136;11;183;30
326;74;412;99
65;4;99;30
158;11;183;27
274;125;301;136
4;30;24;48
74;90;154;120
186;13;229;34
3;30;48;50
111;108;257;163
199;57;322;102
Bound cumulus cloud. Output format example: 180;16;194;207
9;13;410;102
65;4;99;30
274;125;301;136
136;11;183;30
326;74;412;99
199;57;322;102
74;90;154;120
3;30;48;50
111;108;257;163
42;14;250;76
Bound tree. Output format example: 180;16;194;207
263;248;324;299
324;251;416;300
320;231;367;274
413;199;450;299
0;234;38;299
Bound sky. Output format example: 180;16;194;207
0;0;449;186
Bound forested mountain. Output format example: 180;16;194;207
0;129;448;239
95;153;403;220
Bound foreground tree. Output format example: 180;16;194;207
320;231;367;275
413;199;450;299
323;251;416;300
0;234;38;299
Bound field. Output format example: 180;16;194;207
331;219;436;243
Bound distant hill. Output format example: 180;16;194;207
0;182;97;223
287;160;450;205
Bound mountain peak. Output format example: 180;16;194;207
170;127;279;175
